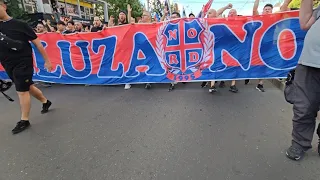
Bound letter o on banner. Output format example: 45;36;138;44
259;18;306;70
187;28;197;38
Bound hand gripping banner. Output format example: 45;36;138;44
0;11;306;85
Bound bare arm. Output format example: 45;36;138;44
253;0;260;15
127;4;132;23
280;0;292;12
161;7;168;21
299;0;317;30
217;3;232;16
31;38;50;63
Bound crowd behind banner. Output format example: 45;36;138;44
0;0;306;93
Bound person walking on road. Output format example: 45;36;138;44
0;0;53;134
286;1;320;161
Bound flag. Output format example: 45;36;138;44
197;0;214;18
164;0;172;20
154;13;161;22
182;7;186;17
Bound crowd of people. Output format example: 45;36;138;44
1;0;320;163
33;0;295;93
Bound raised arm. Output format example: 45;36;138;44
217;3;233;17
127;4;132;23
280;0;292;12
253;0;260;15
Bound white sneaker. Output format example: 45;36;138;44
124;84;131;90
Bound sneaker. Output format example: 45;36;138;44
201;82;208;88
219;81;225;88
209;86;217;93
256;84;265;92
41;100;52;114
286;146;305;161
229;85;239;93
145;83;151;89
169;83;175;91
124;84;131;90
12;120;30;134
245;79;250;85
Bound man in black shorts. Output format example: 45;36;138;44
0;0;53;134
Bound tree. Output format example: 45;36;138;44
149;0;176;16
5;0;31;22
5;0;24;18
98;0;143;21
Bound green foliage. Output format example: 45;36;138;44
97;0;143;21
5;0;31;23
150;0;175;15
5;0;23;18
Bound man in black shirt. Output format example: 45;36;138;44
63;20;76;34
90;16;103;32
0;0;53;134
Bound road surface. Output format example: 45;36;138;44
0;80;319;180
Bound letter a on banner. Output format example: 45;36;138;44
126;33;165;77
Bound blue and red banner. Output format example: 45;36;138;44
0;11;306;85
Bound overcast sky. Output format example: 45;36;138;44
143;0;282;16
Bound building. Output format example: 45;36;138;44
21;0;108;22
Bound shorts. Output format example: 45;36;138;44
2;60;34;92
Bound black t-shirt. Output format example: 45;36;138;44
0;18;37;66
118;21;128;26
63;29;76;34
91;26;103;32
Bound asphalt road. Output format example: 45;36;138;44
0;80;319;180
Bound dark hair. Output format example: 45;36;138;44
67;20;74;25
264;4;273;9
290;8;299;10
57;20;66;25
189;13;195;17
119;10;127;15
172;12;181;18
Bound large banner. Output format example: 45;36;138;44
0;11;306;85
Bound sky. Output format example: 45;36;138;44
143;0;283;16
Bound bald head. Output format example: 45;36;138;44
228;9;237;17
207;9;217;18
141;11;151;23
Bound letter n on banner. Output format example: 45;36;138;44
209;22;262;71
126;33;165;77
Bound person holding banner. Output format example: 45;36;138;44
247;0;274;92
285;1;320;161
0;0;53;134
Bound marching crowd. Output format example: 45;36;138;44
34;0;295;93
